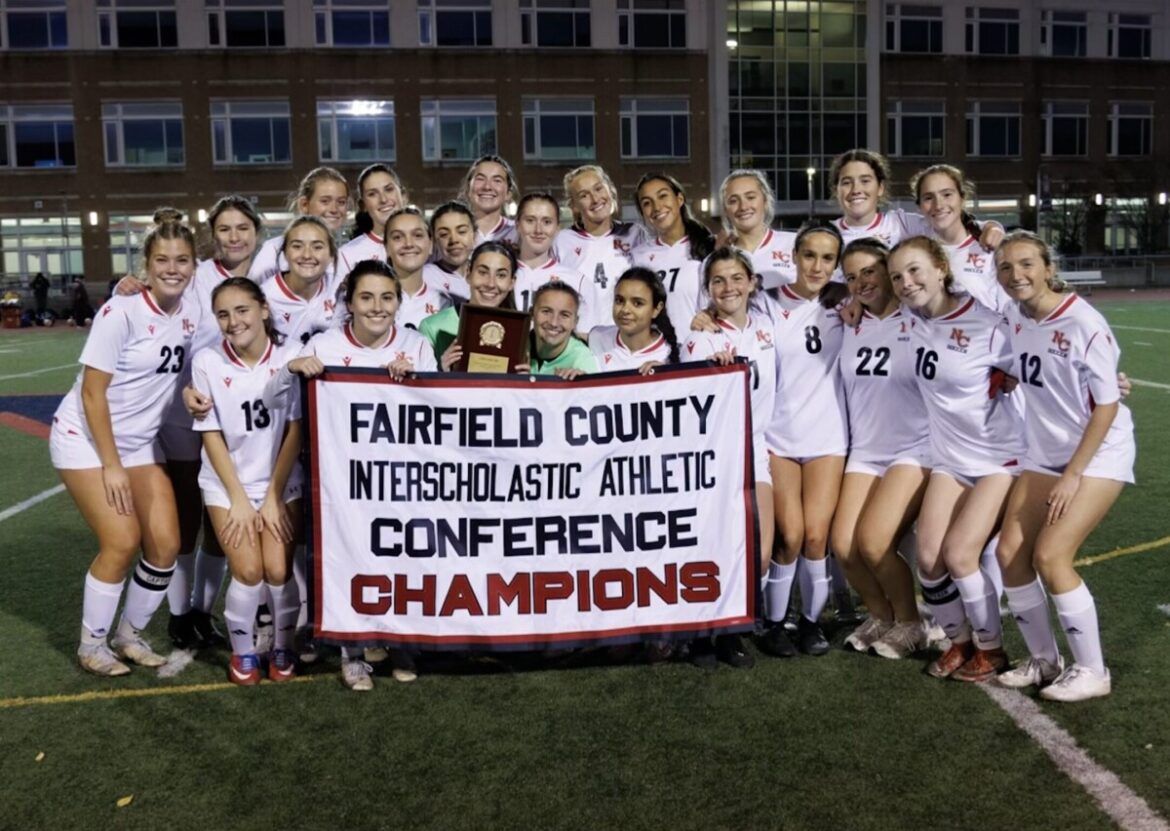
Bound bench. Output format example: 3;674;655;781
1061;270;1106;295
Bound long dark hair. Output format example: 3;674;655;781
344;259;400;306
211;276;286;345
351;163;406;238
793;220;846;309
910;163;983;242
467;241;518;311
635;172;715;261
615;266;679;364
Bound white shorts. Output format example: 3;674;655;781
930;461;1021;490
769;451;847;467
1023;439;1135;485
845;448;932;478
158;420;202;462
754;444;772;486
201;475;304;511
49;421;163;470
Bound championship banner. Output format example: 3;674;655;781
305;362;758;650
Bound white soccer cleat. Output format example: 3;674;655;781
111;632;168;667
843;617;892;652
1039;664;1111;702
78;643;131;677
869;621;927;660
997;655;1064;689
341;658;374;691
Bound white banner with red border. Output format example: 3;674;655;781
305;363;758;650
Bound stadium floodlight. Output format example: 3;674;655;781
1160;192;1167;206
1094;193;1104;206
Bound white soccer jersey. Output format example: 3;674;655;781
475;216;519;246
630;236;703;341
336;232;386;285
1003;294;1134;471
192;338;303;502
554;223;645;332
514;257;587;313
423;262;470;302
396;279;452;330
263;273;342;347
839;308;930;461
745;228;798;290
588;325;674;371
248;234;338;293
762;286;848;458
943;235;1009;313
908;297;1025;474
53;291;196;457
682;317;777;448
187;259;242;354
835;209;932;248
301;322;438;373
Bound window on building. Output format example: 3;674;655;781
965;101;1020;157
617;0;685;49
522;98;594;161
1041;101;1088;157
102;102;184;167
418;0;491;47
313;0;389;47
1107;102;1152;156
886;100;944;157
884;4;942;53
1;216;83;278
0;104;74;168
520;0;590;47
965;7;1019;55
97;1;177;48
317;99;395;163
421;99;496;162
1039;10;1085;57
1108;13;1151;59
3;0;67;49
620;97;688;159
210;100;290;165
207;0;285;48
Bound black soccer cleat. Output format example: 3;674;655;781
715;633;755;669
797;617;830;656
757;623;797;658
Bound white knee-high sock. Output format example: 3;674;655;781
292;544;308;629
119;560;175;632
224;579;263;656
81;572;125;644
954;570;1003;649
192;548;227;613
981;535;1005;605
1052;581;1105;674
919;572;970;644
798;556;830;623
268;580;301;651
167;552;195;615
765;561;796;623
1004;579;1060;664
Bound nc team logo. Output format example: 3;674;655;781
614;240;631;254
966;252;986;270
425;304;437;314
324;300;336;314
182;318;194;334
772;250;791;265
947;327;970;351
1049;330;1071;357
755;329;773;347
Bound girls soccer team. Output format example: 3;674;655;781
54;150;1134;701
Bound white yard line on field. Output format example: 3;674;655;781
0;363;75;382
0;484;65;523
982;685;1170;831
1131;378;1170;391
1113;325;1170;334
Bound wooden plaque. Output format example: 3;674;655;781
455;305;531;373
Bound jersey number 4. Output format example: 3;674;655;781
240;399;271;431
156;345;185;374
855;346;890;376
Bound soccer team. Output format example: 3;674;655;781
48;149;1134;699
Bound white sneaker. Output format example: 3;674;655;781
364;647;389;663
78;642;131;676
843;617;892;652
997;655;1064;689
341;658;374;691
870;621;927;659
110;631;168;667
1040;664;1111;702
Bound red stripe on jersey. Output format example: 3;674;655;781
940;297;976;321
956;235;976;249
222;338;248;368
273;273;300;301
141;289;164;316
214;260;233;280
489;216;507;236
366;232;384;245
344;322;396;350
1044;293;1078;322
840;213;883;232
755;229;774;251
780;285;805;302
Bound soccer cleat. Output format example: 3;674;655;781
268;648;297;682
341;658;374;691
796;617;830;656
926;640;975;679
228;653;262;686
715;633;755;669
997;655;1064;689
190;610;225;647
111;631;168;667
296;627;319;664
389;648;418;683
833;590;865;626
1039;664;1111;702
870;621;927;660
364;647;389;664
78;643;131;677
843;617;893;653
253;609;275;655
644;640;675;664
168;612;202;649
952;647;1008;683
757;623;797;658
688;637;718;670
